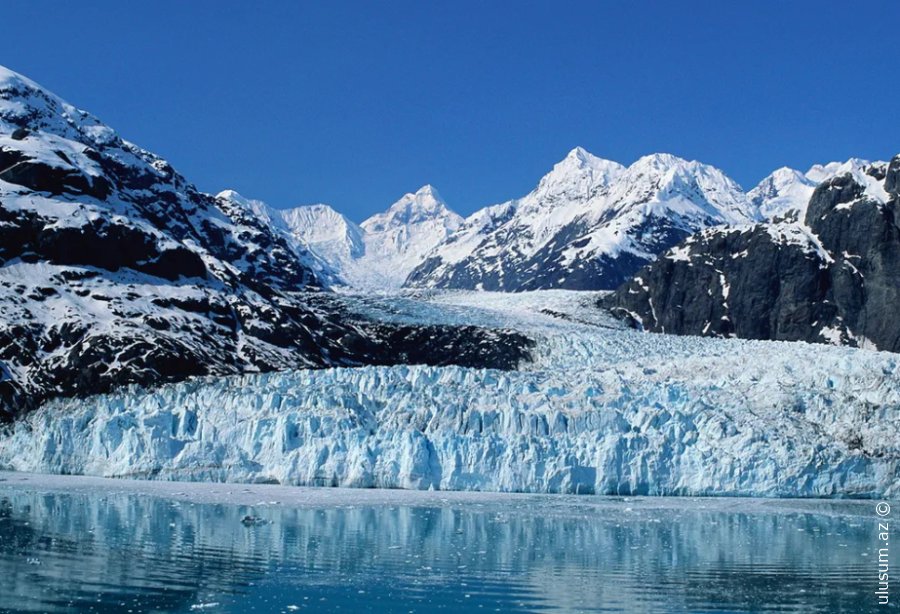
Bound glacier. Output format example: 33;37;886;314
1;291;898;498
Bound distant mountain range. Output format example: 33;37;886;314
406;148;758;291
262;147;880;293
257;184;463;291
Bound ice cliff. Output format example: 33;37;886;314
2;292;897;498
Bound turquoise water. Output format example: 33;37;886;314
0;477;890;613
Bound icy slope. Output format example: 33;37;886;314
278;185;463;290
406;150;758;291
280;202;366;274
3;291;897;498
749;158;879;220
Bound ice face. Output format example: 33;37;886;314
2;290;897;498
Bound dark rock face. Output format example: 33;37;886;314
0;67;534;422
406;215;695;292
602;157;900;353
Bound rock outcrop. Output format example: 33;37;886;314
601;157;900;352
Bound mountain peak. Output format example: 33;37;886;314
555;146;621;171
771;166;808;180
805;158;872;184
363;185;462;232
216;189;250;205
564;146;594;163
532;148;625;204
631;152;690;171
414;183;443;201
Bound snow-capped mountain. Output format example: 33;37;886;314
406;148;758;291
749;158;874;220
0;65;530;420
280;184;464;290
281;202;366;264
604;156;900;352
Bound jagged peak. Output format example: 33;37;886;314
362;185;462;232
631;152;689;170
549;147;624;174
564;146;601;165
623;153;739;189
769;166;808;181
282;202;353;229
214;189;287;230
529;147;624;206
413;183;443;200
749;167;816;194
281;202;364;252
390;184;449;211
215;189;250;204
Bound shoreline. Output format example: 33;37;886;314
0;470;887;518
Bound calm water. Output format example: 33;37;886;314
0;475;891;613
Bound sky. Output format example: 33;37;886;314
1;1;897;221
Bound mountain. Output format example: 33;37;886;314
216;191;349;287
406;148;759;291
281;202;366;264
749;158;872;220
0;65;531;420
277;184;463;291
602;156;900;352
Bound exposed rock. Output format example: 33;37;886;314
0;65;534;422
602;157;900;353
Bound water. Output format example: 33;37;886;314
0;474;890;613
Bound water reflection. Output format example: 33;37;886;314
0;489;880;613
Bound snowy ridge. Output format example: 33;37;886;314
3;291;898;498
749;158;886;220
275;185;463;290
406;149;759;291
0;64;528;419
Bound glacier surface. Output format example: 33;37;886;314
1;291;898;498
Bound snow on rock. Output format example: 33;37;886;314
750;158;886;221
2;291;897;498
603;157;900;353
0;64;529;420
406;149;758;291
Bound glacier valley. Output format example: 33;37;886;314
2;290;897;498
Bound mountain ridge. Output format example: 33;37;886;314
601;156;900;352
0;64;532;420
404;149;760;291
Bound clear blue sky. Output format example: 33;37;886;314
1;1;897;220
